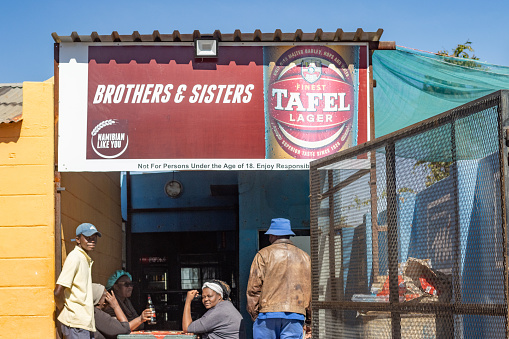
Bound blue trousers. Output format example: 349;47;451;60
253;318;304;339
61;324;94;339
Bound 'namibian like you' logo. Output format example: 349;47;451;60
90;119;129;159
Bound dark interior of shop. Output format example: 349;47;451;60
129;230;238;330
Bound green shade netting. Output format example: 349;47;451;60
373;46;509;137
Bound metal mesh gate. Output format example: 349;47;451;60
309;91;509;338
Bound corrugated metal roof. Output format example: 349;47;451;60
0;83;22;124
52;29;394;49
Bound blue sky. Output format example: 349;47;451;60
1;0;507;83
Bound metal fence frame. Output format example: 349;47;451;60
309;90;509;338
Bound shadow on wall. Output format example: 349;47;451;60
0;121;22;143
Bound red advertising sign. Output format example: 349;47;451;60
87;46;265;160
57;43;369;171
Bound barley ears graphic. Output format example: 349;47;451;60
91;119;116;136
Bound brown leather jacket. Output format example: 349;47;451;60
246;239;311;321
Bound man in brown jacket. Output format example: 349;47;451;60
247;218;311;339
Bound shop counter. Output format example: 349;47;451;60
118;331;198;339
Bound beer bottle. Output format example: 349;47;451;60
146;294;157;325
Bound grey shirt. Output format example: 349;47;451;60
94;308;130;339
188;300;246;339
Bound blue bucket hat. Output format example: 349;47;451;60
72;223;101;241
265;218;295;236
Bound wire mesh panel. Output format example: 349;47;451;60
309;91;509;338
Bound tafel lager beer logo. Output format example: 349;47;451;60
268;46;354;159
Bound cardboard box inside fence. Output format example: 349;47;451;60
362;258;452;338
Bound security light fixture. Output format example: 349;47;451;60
194;39;218;58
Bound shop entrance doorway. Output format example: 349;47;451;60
129;230;239;330
122;170;311;336
123;171;240;330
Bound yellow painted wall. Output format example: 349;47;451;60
0;80;56;338
0;78;123;338
60;171;123;285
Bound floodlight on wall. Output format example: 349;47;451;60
194;39;218;58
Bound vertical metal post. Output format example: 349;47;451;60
386;142;401;339
327;170;342;337
54;42;61;279
54;171;62;277
448;120;460;339
451;120;461;303
54;42;63;339
368;47;381;309
309;167;320;338
497;91;509;337
370;151;380;281
126;172;133;273
369;50;376;143
234;188;240;310
53;42;60;164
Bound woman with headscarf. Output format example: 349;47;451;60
183;279;246;339
93;283;153;339
105;270;151;330
92;283;130;339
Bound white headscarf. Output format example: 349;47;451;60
202;282;223;298
92;283;106;306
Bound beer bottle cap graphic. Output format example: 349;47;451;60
266;46;354;159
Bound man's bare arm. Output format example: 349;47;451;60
54;284;65;310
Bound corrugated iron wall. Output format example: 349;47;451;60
310;91;509;338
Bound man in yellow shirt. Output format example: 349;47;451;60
54;223;101;339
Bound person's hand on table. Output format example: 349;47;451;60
140;308;153;322
186;290;200;303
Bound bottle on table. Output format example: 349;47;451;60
146;294;157;325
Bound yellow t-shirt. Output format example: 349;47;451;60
56;246;95;331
